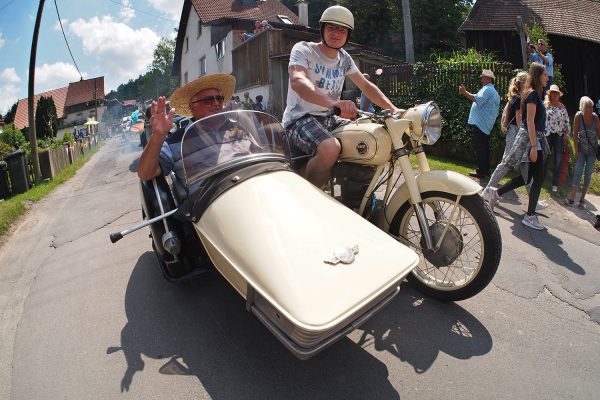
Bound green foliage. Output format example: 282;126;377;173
280;0;335;28
62;132;74;144
34;95;58;139
431;48;499;64
0;141;15;159
37;137;65;150
0;124;27;149
390;55;515;162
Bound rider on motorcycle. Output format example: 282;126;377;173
137;73;236;186
282;5;401;187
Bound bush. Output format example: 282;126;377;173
0;124;27;149
62;132;74;144
0;141;15;159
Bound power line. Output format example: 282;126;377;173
105;0;174;22
0;0;17;12
53;0;83;80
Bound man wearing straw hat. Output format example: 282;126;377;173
459;69;500;179
137;73;236;183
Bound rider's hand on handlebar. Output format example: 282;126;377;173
150;96;175;140
332;100;358;120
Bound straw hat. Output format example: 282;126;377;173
169;73;236;117
547;84;563;96
480;69;495;80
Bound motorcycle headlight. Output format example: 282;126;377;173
402;101;442;145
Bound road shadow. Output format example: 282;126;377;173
355;285;493;373
108;252;400;399
495;205;586;275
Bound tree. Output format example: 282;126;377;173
3;102;18;124
34;95;58;139
281;0;336;28
0;123;27;149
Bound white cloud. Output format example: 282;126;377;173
52;19;69;32
0;32;5;48
147;0;184;21
0;67;22;114
0;68;21;83
35;62;86;91
120;0;135;22
68;16;160;91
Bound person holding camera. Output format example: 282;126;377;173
529;39;553;92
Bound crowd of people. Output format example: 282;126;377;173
239;20;273;42
465;61;600;231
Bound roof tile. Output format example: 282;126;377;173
191;0;298;24
461;0;600;44
65;77;105;107
13;86;69;130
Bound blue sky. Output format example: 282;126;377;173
0;0;184;114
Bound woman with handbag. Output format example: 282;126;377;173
544;85;570;192
564;96;600;208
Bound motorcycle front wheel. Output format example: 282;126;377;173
389;191;501;301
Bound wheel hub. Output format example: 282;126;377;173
420;221;463;267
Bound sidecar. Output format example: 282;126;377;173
139;111;420;359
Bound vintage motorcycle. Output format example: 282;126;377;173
110;106;501;359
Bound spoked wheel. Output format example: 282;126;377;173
389;191;501;301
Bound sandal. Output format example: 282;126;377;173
563;198;574;206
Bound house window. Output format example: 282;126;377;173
199;56;206;77
197;20;202;38
278;15;292;24
184;71;188;85
215;38;226;60
185;37;189;53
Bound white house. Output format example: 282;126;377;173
173;0;300;110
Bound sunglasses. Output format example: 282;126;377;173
191;95;225;105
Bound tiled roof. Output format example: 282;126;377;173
65;77;105;107
461;0;600;44
13;86;69;130
191;0;298;24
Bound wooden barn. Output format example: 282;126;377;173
460;0;600;112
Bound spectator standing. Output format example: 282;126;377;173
482;71;528;199
544;84;570;192
260;20;273;32
359;73;376;113
241;92;255;110
459;69;501;179
254;21;261;35
529;39;553;91
253;95;266;111
564;96;600;208
488;62;550;230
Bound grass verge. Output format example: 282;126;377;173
412;154;600;198
0;145;101;237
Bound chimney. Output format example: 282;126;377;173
298;0;308;26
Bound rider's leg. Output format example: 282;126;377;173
306;137;341;187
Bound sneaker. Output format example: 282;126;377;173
522;214;545;230
536;200;549;210
552;186;558;193
488;188;500;211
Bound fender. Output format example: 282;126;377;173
383;170;482;230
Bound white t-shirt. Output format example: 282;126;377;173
282;41;359;127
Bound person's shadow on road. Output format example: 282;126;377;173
108;252;493;399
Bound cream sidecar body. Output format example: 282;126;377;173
181;111;419;359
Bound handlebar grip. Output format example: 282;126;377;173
110;232;123;243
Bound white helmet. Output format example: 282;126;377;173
319;5;354;49
319;5;354;30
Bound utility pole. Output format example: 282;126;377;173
401;0;415;64
28;0;45;182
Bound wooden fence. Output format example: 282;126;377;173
232;31;270;89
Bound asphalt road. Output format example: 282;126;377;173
1;138;599;400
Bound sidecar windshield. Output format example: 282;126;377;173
181;110;287;187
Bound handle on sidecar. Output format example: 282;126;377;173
109;208;178;243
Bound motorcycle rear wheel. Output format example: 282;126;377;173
389;191;501;301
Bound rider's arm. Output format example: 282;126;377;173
137;96;174;180
348;72;398;113
289;65;357;118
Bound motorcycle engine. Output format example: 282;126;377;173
333;162;376;209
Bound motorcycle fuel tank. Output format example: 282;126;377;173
333;121;392;166
193;169;419;358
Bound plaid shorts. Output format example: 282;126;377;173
285;114;350;156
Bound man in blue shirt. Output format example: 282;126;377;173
529;39;553;91
459;69;500;178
